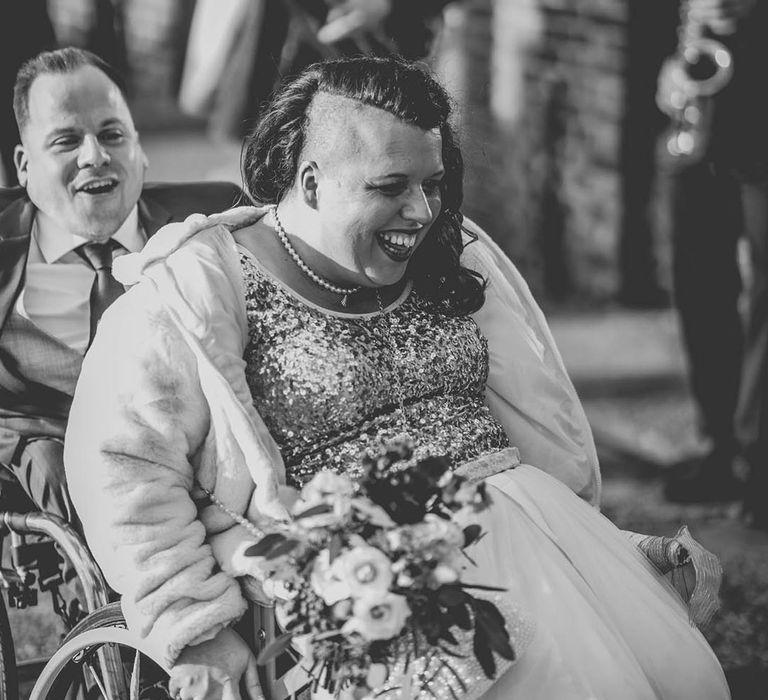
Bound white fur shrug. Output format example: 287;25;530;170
64;207;599;668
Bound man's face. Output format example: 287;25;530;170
14;65;148;242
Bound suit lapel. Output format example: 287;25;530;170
138;190;173;239
0;197;35;334
0;196;74;416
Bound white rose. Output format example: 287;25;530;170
343;592;411;641
332;546;393;599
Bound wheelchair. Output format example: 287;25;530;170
0;475;284;699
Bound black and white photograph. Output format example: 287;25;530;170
1;1;766;698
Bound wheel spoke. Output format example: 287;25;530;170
85;656;111;699
130;648;141;700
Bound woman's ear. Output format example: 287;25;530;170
298;160;319;209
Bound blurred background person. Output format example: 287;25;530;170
616;0;676;310
178;0;460;142
0;0;56;186
659;0;768;532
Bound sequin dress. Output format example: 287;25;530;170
240;252;509;488
239;251;730;700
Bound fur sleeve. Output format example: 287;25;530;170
463;218;601;506
64;281;247;668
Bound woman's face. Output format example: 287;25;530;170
311;105;445;288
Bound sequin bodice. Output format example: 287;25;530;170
240;252;509;487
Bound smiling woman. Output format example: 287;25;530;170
238;57;483;316
233;93;455;310
65;55;731;700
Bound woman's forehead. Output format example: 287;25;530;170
306;96;443;174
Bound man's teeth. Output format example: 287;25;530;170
79;179;116;192
380;232;416;248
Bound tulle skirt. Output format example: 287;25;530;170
470;464;730;700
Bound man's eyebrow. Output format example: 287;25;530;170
45;127;79;139
99;118;128;129
376;169;446;180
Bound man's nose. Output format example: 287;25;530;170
401;187;434;225
77;135;111;168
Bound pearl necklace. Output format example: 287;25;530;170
270;205;362;307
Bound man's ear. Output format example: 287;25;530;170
136;137;149;171
298;160;319;209
14;145;29;187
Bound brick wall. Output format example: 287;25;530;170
443;0;630;301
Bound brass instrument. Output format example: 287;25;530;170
657;0;733;165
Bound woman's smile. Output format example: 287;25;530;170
375;229;420;262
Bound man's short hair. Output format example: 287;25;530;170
13;47;128;133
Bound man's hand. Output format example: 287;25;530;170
316;0;392;44
168;628;262;700
690;0;757;35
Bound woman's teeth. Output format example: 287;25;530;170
380;232;416;248
377;232;417;262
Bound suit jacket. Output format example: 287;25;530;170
0;181;242;465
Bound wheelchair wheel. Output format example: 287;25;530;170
0;592;18;700
29;602;169;699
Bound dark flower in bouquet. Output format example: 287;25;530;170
245;439;516;698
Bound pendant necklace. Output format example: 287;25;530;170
375;289;411;441
270;205;362;307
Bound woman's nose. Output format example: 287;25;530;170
401;187;434;225
77;135;111;168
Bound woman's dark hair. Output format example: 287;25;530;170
241;55;486;314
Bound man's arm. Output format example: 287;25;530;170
0;432;83;528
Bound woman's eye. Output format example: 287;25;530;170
377;183;407;197
423;180;443;195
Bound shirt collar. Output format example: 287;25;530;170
34;205;144;263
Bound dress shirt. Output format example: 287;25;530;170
17;206;145;354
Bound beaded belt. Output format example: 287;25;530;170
454;446;521;483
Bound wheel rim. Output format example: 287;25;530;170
30;627;171;700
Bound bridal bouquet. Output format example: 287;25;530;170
246;440;516;699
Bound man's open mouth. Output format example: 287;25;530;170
76;178;119;195
376;231;418;262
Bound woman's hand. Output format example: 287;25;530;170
169;628;262;700
317;0;392;44
690;0;757;35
